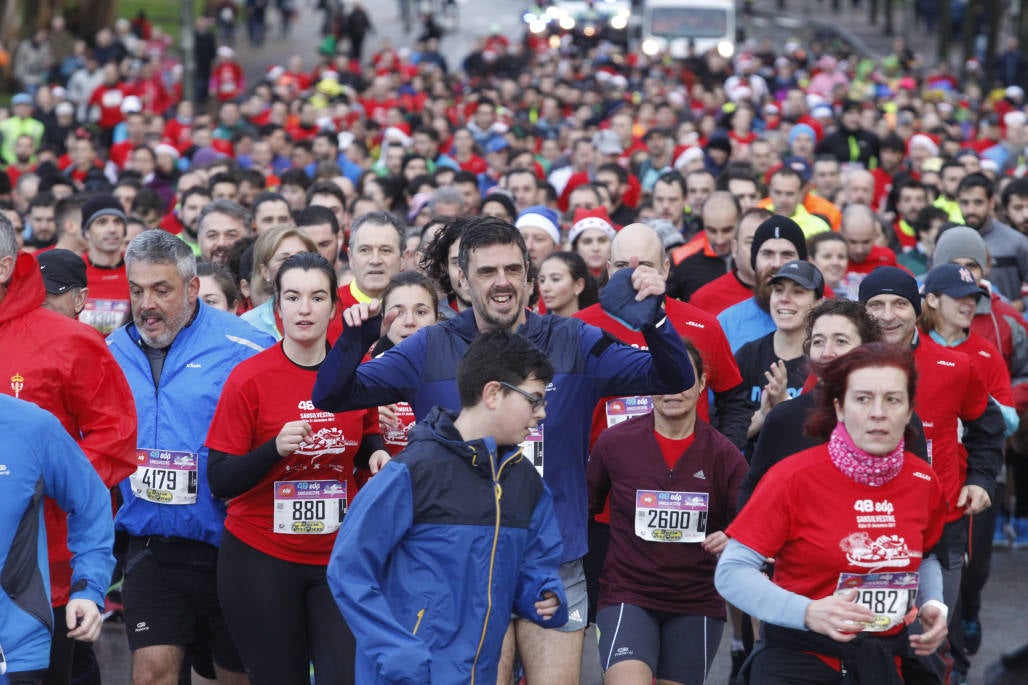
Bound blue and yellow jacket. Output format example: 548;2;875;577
328;407;568;685
107;303;274;545
313;308;694;563
0;395;114;673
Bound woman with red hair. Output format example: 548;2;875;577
716;343;949;684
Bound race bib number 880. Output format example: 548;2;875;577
274;480;347;535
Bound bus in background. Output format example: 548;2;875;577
637;0;736;59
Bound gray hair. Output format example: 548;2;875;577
428;186;465;214
196;199;253;236
125;229;197;282
0;212;18;259
350;210;405;251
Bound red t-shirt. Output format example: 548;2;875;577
846;245;899;276
688;271;752;315
950;332;1013;407
80;258;130;336
88;83;132;129
654;431;695;469
728;444;947;601
205;343;377;565
912;336;990;522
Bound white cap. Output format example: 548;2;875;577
568;216;616;245
120;95;142;114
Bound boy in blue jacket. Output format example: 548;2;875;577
328;329;568;685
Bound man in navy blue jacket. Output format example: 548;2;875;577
314;217;694;684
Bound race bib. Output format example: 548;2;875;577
273;480;347;535
835;571;919;632
634;490;708;543
130;449;198;505
520;425;544;477
605;396;652;427
79;299;130;336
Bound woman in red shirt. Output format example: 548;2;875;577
368;271;440;457
206;253;389;685
716;344;949;684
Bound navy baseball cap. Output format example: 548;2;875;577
922;263;984;300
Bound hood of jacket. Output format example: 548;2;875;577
408;405;524;480
0;252;46;326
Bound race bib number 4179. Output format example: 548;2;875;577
130;449;198;505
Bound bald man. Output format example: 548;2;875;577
667;191;741;301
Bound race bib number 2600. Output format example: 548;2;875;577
634;490;708;543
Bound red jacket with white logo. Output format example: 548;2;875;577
0;252;137;605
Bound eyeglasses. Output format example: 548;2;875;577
499;381;547;412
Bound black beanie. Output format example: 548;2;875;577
749;215;807;271
858;266;922;316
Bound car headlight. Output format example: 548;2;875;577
609;14;628;29
642;38;660;55
717;41;734;58
559;15;575;30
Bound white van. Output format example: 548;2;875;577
637;0;736;59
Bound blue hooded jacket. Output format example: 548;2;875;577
328;407;567;685
313;308;694;562
107;303;274;544
0;395;115;673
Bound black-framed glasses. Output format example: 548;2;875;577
499;381;547;412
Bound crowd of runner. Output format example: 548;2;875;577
2;2;1028;685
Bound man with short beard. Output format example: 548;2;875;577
691;207;772;315
79;194;131;335
196;198;252;266
107;230;272;685
717;215;807;352
175;186;213;256
957;173;1028;311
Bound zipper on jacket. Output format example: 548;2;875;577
412;608;426;635
469;445;520;683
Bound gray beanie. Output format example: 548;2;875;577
933;226;988;269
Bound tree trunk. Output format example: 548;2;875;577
963;0;978;68
870;0;878;26
75;0;117;36
938;0;951;63
984;0;1001;85
884;0;894;35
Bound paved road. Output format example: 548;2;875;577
96;547;1028;684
